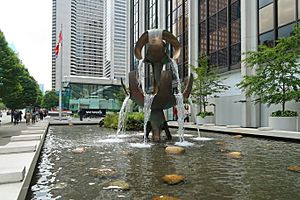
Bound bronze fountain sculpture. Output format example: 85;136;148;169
123;29;193;142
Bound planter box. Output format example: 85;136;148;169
269;116;298;132
196;116;215;125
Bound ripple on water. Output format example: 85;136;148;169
130;143;152;148
174;141;194;147
97;138;124;143
192;137;214;141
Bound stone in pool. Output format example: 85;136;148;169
89;168;117;178
103;180;130;190
165;146;185;155
287;166;300;172
162;174;184;185
152;195;180;200
72;147;87;154
226;151;242;159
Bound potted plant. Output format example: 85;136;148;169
190;56;229;125
237;25;300;131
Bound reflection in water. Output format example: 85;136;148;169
27;126;300;200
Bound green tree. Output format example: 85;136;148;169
237;25;300;116
42;90;59;110
0;30;42;109
190;55;229;117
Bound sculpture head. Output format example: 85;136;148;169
134;29;181;63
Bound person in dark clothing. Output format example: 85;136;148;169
13;110;19;125
19;110;23;122
79;109;85;121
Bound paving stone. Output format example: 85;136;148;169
21;130;44;134
10;135;41;142
0;166;26;184
0;145;36;154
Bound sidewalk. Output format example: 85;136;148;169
168;121;300;141
0;120;49;200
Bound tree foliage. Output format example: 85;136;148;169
237;25;300;115
42;90;59;110
0;30;42;109
190;55;229;115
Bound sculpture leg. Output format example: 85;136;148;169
145;121;152;140
162;121;172;140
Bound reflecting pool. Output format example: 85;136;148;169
27;125;300;200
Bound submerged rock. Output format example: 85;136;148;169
287;166;300;172
233;135;243;139
215;141;226;145
165;146;185;155
152;195;180;200
89;168;117;178
53;182;68;189
72;147;87;154
226;151;242;159
162;174;184;185
103;180;130;190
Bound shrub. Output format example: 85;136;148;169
103;112;144;131
271;110;298;117
197;111;214;118
126;112;144;131
103;113;119;129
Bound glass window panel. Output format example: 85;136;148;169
259;4;274;33
218;26;227;49
230;43;241;65
200;21;207;55
200;0;207;21
209;31;218;53
218;8;227;28
231;0;240;21
209;52;218;66
209;15;217;33
209;0;218;16
259;31;274;46
278;23;295;38
259;0;273;8
299;0;300;19
231;19;240;44
278;0;296;27
218;48;228;67
218;0;227;11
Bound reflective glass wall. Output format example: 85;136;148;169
258;0;300;46
166;0;189;80
198;0;241;72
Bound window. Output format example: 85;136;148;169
259;4;274;33
259;0;273;8
298;0;300;19
278;0;296;27
278;23;295;38
259;31;274;46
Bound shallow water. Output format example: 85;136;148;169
27;126;300;200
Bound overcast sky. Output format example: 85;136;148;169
0;0;52;91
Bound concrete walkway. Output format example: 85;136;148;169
0;120;49;200
168;121;300;141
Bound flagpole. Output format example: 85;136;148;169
59;25;63;121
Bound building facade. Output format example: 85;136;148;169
104;0;128;80
52;0;105;90
129;0;300;128
52;0;123;111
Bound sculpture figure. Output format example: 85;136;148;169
125;29;193;141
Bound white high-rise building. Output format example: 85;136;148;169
104;0;128;80
52;0;106;90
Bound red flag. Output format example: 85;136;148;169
58;31;62;44
55;30;62;58
55;43;60;57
